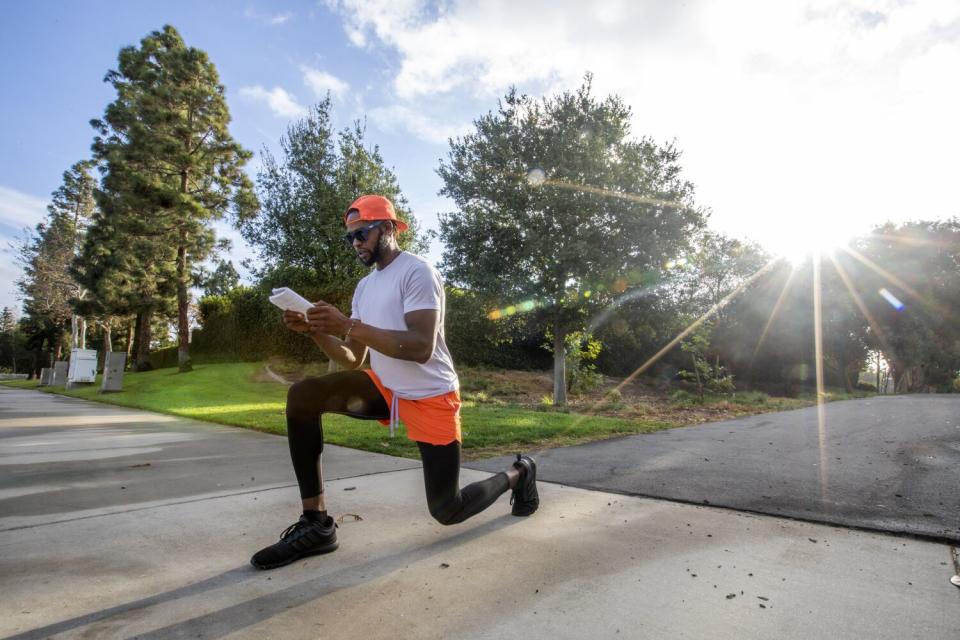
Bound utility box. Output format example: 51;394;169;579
101;352;126;393
67;349;98;387
52;361;69;386
39;368;53;386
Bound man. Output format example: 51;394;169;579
251;194;539;570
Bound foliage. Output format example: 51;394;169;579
438;74;705;404
88;24;256;372
847;220;960;392
444;287;550;370
678;323;734;401
17;160;98;363
561;331;603;394
198;259;240;297
237;100;425;308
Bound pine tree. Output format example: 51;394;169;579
90;25;256;372
17;161;97;364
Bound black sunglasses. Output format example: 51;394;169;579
343;220;385;245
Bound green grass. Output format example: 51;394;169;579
1;363;670;460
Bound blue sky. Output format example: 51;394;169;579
3;0;959;316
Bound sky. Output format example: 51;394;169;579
2;0;959;317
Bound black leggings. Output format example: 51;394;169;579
285;370;510;525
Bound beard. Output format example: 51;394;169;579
357;233;387;267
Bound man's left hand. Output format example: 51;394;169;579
305;302;351;336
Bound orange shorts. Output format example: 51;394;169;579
364;370;462;445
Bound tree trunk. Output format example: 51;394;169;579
52;330;64;366
103;317;113;353
843;368;854;393
126;320;135;359
132;310;153;372
176;239;192;373
692;354;704;401
552;320;567;406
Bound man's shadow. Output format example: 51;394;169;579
8;514;524;640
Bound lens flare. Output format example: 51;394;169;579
526;168;546;187
878;288;904;310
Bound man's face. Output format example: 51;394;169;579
346;219;389;267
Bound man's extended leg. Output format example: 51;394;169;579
418;441;539;525
251;371;388;570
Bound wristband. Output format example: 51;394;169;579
345;319;358;338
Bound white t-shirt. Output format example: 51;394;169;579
351;251;459;399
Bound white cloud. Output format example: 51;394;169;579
239;85;307;119
329;0;960;256
301;66;350;100
244;7;293;26
369;105;471;144
0;186;47;231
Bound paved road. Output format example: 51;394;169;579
0;387;418;529
469;395;960;542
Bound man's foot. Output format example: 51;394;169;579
510;454;539;516
951;575;960;588
250;514;338;570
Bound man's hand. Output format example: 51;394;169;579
305;302;352;336
282;310;311;334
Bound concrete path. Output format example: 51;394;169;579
1;387;958;639
470;395;960;542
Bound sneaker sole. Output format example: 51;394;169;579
250;541;339;570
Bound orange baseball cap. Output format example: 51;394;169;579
344;195;409;233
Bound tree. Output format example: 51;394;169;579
438;76;705;404
846;220;960;392
199;259;240;297
676;231;769;317
90;25;257;372
17;161;98;364
237;100;425;309
0;307;17;372
72;170;178;371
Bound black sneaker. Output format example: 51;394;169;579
250;515;339;570
510;454;539;516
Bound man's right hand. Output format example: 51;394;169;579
282;310;312;335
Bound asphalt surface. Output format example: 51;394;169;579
469;395;960;542
2;387;958;639
0;387;418;529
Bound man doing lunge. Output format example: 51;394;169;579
251;194;539;570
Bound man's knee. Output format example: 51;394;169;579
428;499;462;526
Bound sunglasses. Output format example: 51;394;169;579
343;220;385;245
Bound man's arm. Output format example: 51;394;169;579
282;309;368;369
305;303;438;365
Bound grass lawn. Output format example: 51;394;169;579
0;363;670;460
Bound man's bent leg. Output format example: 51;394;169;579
251;370;388;570
418;441;512;525
286;370;389;502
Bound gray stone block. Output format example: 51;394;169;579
100;352;126;393
51;361;69;386
39;368;53;386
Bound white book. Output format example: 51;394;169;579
268;287;314;317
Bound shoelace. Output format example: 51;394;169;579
280;519;311;541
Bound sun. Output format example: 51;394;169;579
777;224;854;266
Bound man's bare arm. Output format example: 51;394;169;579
304;303;438;364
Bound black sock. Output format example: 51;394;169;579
303;509;327;522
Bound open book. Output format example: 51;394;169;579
268;288;314;317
